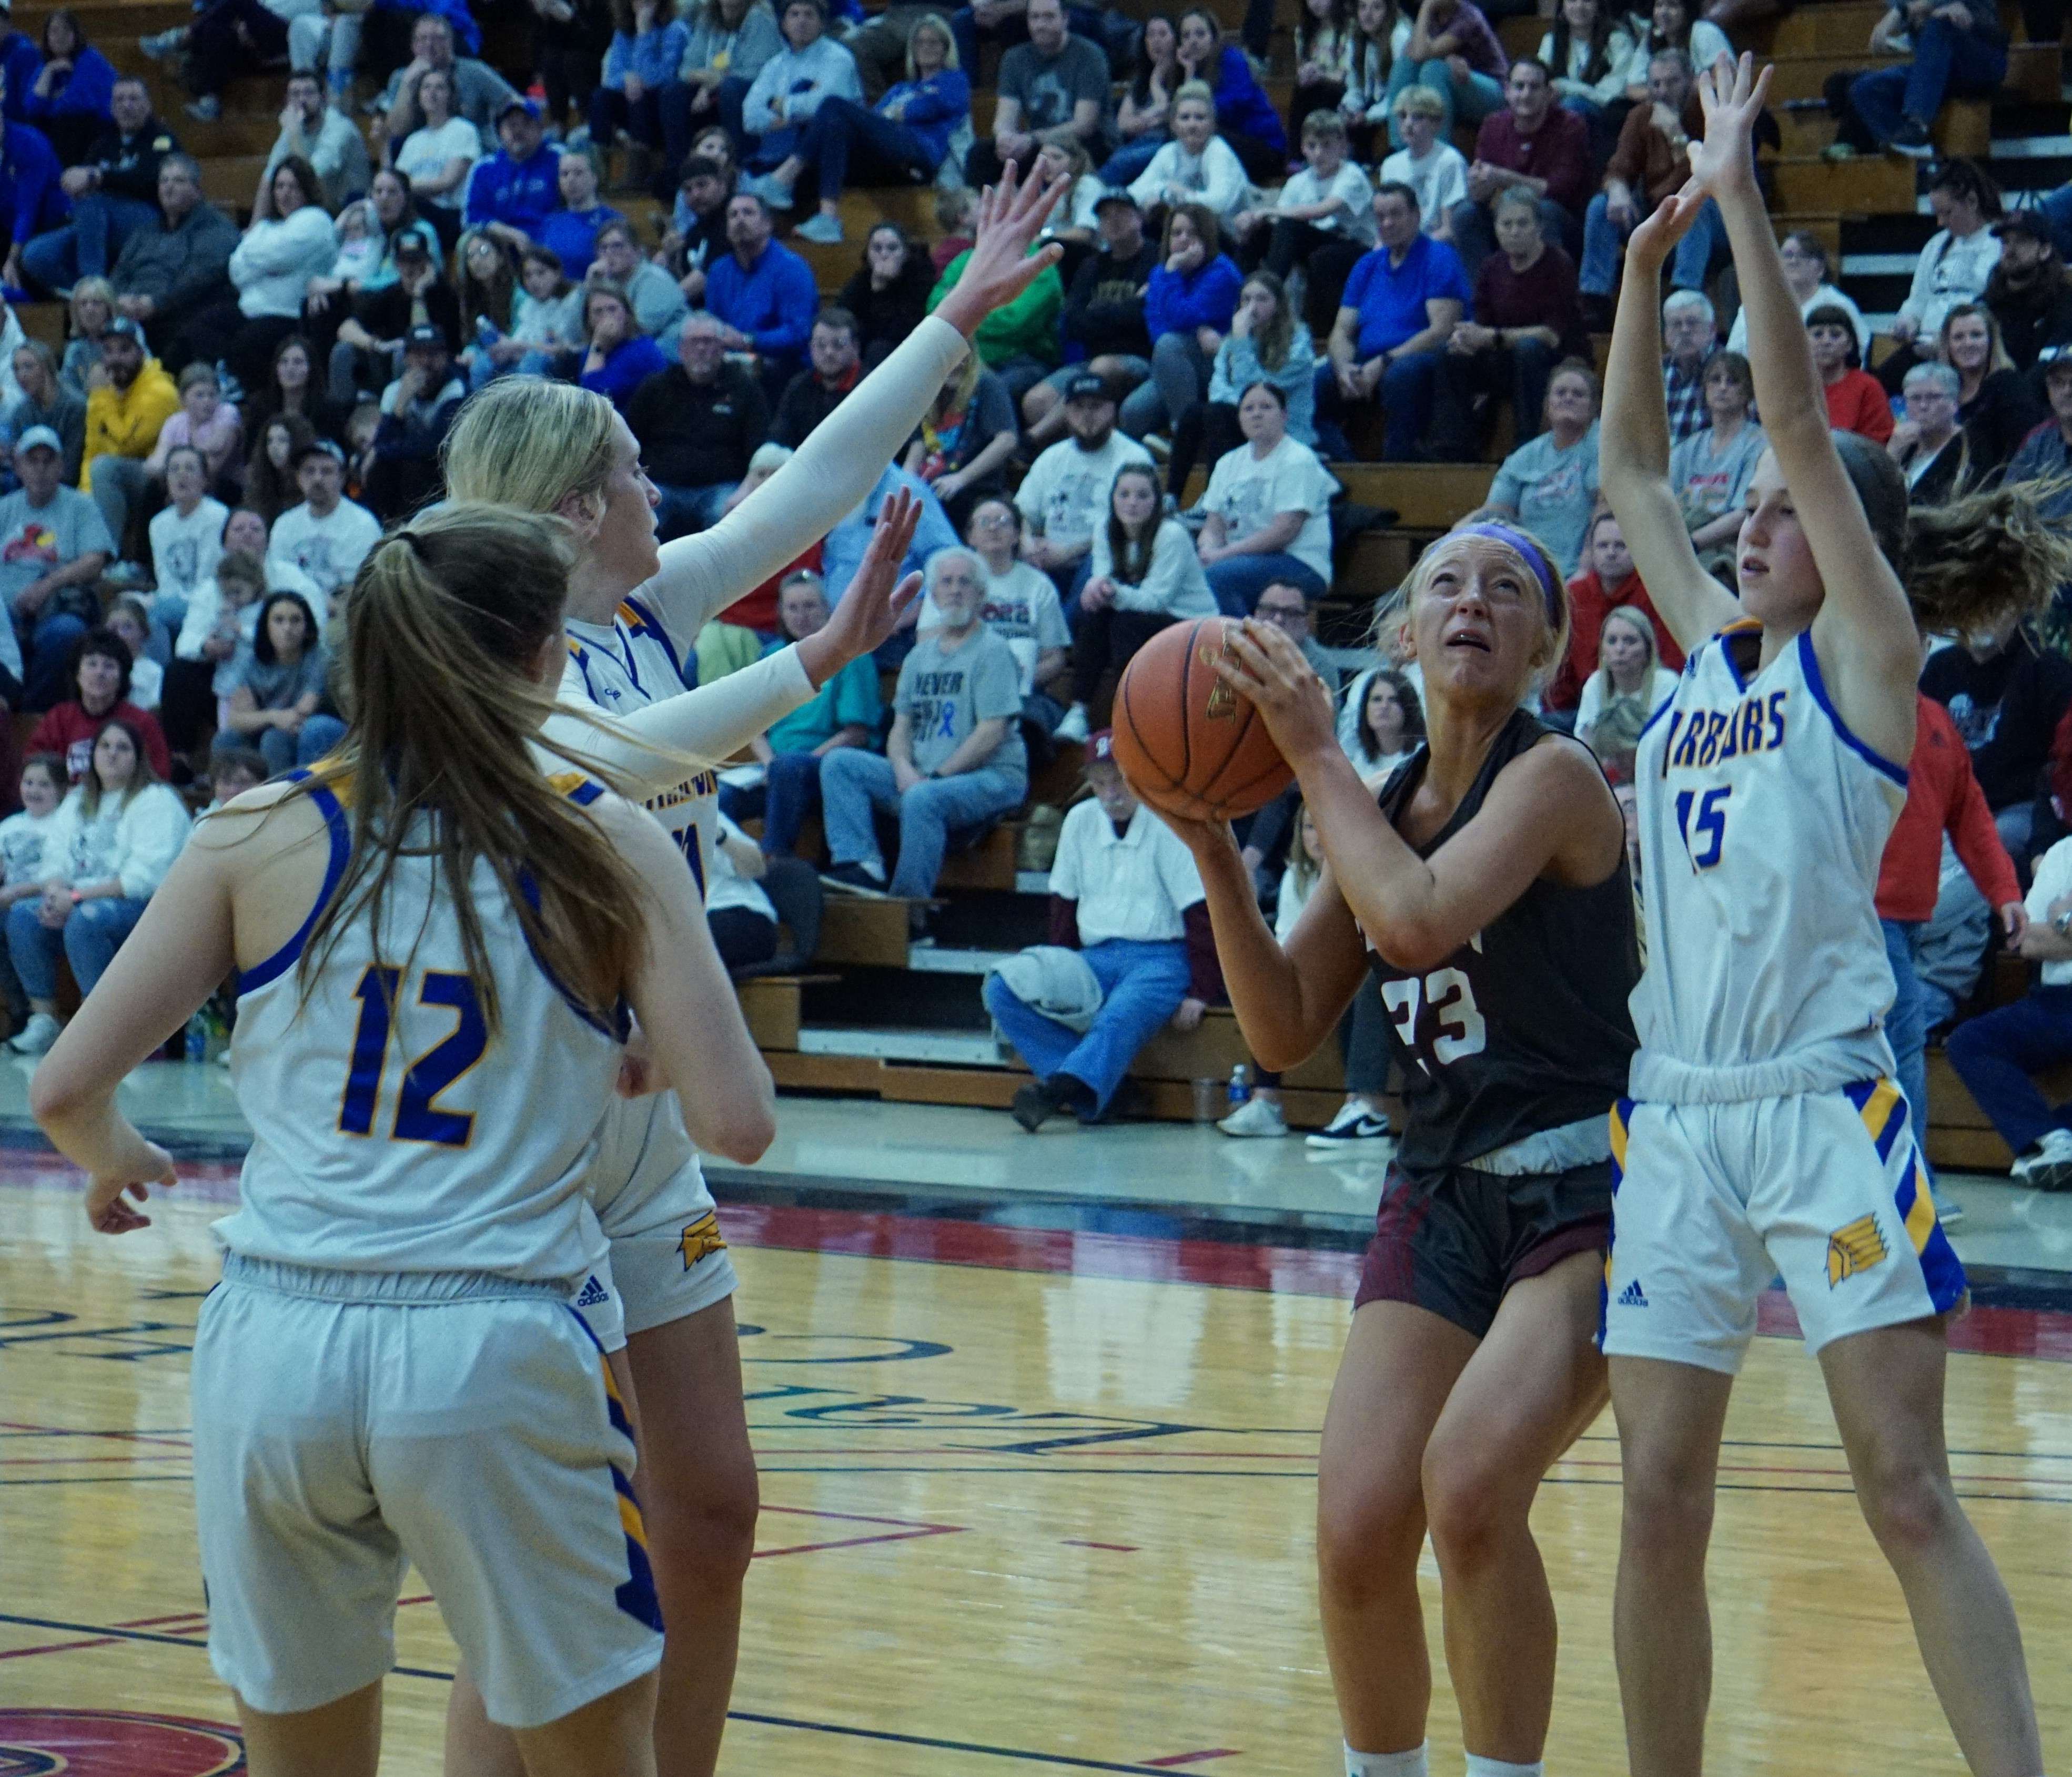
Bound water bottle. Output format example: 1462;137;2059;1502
184;1011;208;1064
1226;1064;1252;1114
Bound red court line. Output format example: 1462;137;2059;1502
756;1525;965;1559
1062;1540;1139;1552
0;1421;193;1451
0;1634;120;1660
761;1503;960;1530
1143;1751;1239;1767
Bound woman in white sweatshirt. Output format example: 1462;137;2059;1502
188;154;339;407
1054;460;1219;742
1127;83;1252;233
6;717;191;1055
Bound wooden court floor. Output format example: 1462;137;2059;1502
1;1156;2070;1774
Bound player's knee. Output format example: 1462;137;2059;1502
1316;1470;1421;1600
1420;1429;1523;1566
645;1461;760;1589
1852;1451;1958;1559
1616;1444;1716;1557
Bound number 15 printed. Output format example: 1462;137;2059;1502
1675;785;1731;870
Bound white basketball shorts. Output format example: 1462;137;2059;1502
1600;1078;1967;1374
575;1092;739;1349
192;1257;665;1727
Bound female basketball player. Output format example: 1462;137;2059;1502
30;503;774;1777
1154;517;1640;1776
434;160;1074;1777
1599;56;2065;1777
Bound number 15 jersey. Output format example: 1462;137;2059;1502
1367;709;1640;1178
1630;622;1906;1104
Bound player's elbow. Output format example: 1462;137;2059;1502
1368;918;1457;978
27;1059;85;1133
699;1069;777;1164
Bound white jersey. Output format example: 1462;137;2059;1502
560;594;721;889
220;771;624;1283
1630;622;1905;1104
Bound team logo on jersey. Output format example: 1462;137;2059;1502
1825;1214;1889;1286
679;1211;727;1271
0;1709;244;1774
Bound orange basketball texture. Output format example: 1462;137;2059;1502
1109;618;1295;820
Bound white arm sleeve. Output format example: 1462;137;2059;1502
632;314;972;649
544;645;817;797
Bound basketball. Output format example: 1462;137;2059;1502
1109;617;1295;821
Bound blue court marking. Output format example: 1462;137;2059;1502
0;1612;1180;1771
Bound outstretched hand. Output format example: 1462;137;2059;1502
933;159;1073;340
1624;179;1710;277
1212;618;1339;768
801;488;925;681
1688;52;1770;199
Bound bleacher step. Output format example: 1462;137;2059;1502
905;946;1015;977
797;1026;1004;1065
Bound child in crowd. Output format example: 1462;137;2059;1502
204;746;268;809
145;363;243;489
0;754;65;1038
472;246;583;389
103;598;163;712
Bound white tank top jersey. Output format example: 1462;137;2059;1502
219;772;626;1283
560;597;721;891
1629;621;1906;1104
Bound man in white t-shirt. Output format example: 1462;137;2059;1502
266;440;381;597
146;443;227;611
919;544;1071;733
985;727;1221;1129
1015;373;1152;604
1946;833;2072;1189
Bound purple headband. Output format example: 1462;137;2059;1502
1452;522;1562;626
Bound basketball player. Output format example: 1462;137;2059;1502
29;504;774;1776
1598;56;2066;1777
436;163;1074;1777
1153;523;1641;1777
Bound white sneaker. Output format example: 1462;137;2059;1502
1217;1096;1287;1139
2013;1126;2072;1191
1053;704;1090;744
1306;1102;1393;1147
9;1012;61;1055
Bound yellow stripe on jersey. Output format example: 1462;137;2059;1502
1609;1104;1629;1171
618;1489;650;1550
545;770;589;797
1902;1159;1939;1255
1856;1078;1905;1158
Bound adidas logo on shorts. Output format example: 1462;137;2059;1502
574;1275;611;1308
1618;1278;1648;1308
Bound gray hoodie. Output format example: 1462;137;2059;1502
110;200;242;322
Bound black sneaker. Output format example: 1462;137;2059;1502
1011;1080;1062;1132
1889;117;1933;156
819;862;890;897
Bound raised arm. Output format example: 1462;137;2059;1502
1598;188;1741;657
1693;55;1916;759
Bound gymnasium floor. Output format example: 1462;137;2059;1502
2;1065;2071;1773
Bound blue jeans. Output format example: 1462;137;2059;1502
1205;552;1327;616
1944;984;2072;1159
1313;350;1440;461
1882;918;1931;1174
1847;18;2006;145
983;937;1190;1115
1580;191;1723;296
653;481;736;541
21;193;161;293
819;747;1026;898
1097;136;1166;185
589;82;668;152
719;747;826;857
659;75;750;174
1384;56;1504;147
801;96;938;199
257;713;346;777
8;893;149;999
19;609;86;711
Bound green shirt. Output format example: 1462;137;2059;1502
928;248;1064;370
765;649;882;753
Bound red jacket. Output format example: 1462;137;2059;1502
1545;569;1687;714
28;699;171;787
1824;369;1894;445
1875;694;2018;922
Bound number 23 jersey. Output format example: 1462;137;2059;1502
1367;709;1640;1177
1630;622;1906;1102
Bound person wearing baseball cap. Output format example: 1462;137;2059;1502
463;92;562;249
79;312;176;560
1984;208;2072;373
984;726;1222;1132
270;436;380;600
1023;188;1160;450
0;421;115;706
2003;349;2072;531
365;323;467;521
1014;369;1153;599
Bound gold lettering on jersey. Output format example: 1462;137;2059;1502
1660;691;1789;777
645;771;721;816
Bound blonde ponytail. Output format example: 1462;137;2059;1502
294;502;650;1034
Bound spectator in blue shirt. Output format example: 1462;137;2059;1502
820;458;958;616
23;9;116;169
461;98;562;251
588;0;691;170
1174;5;1286;181
1120;201;1241;440
739;0;863;183
0;17;41;125
1316;179;1469;460
0;99;65;293
767;13;969;245
532;146;622;283
705;190;820;399
577;281;671;411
